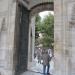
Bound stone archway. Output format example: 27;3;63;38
27;2;54;72
0;0;75;75
14;2;54;75
30;2;54;16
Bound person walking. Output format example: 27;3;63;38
37;48;42;64
42;49;52;75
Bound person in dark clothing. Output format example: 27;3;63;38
42;49;52;75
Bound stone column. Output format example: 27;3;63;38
67;1;75;75
54;0;69;75
28;16;35;70
54;0;75;75
31;16;35;61
62;0;72;75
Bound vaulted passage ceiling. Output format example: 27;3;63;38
19;0;54;10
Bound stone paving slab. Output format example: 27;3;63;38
22;71;43;75
28;58;54;74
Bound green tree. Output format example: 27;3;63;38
35;13;54;48
35;15;41;38
35;15;41;45
41;14;54;48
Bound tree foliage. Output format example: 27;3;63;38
35;13;54;48
35;15;41;38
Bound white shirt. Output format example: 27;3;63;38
48;48;52;57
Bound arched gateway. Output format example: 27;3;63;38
0;0;75;75
15;1;53;75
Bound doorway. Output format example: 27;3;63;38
15;2;54;75
28;11;54;75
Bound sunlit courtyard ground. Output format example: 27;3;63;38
28;57;54;75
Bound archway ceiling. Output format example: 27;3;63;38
22;0;53;9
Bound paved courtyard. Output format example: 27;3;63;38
28;57;54;74
21;57;54;75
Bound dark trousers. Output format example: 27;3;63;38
43;64;50;75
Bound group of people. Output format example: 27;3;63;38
34;47;53;75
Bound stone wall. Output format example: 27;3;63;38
54;0;65;75
15;5;29;75
54;0;75;75
29;0;53;9
67;0;75;75
1;0;75;75
0;0;17;75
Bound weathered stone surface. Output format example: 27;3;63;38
1;0;75;75
0;0;16;75
15;5;29;75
